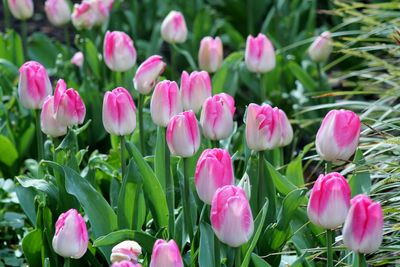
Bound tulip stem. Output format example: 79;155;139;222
214;234;221;267
317;63;323;90
183;158;194;242
2;0;10;30
258;73;265;102
64;258;70;267
35;110;44;160
326;229;334;267
170;44;177;80
325;161;332;174
138;94;145;154
163;127;175;238
356;253;367;267
235;247;241;267
64;25;70;58
120;135;126;179
21;20;28;59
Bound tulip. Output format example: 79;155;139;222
52;209;88;259
150;80;182;127
133;55;166;95
71;51;84;67
200;93;235;141
166;110;200;158
7;0;33;20
71;0;110;30
41;96;67;137
112;261;142;267
198;36;223;73
53;79;86;127
110;240;141;264
245;33;275;73
307;172;351;229
180;71;212;113
316;109;361;164
18;61;52;109
149;239;183;267
343;195;384;254
277;109;293;146
195;148;234;204
102;87;136;136
44;0;71;26
160;10;187;44
308;31;332;62
103;31;137;72
210;185;254;247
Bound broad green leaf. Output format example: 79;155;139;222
28;33;60;68
348;149;371;196
15;185;37;226
16;176;58;201
265;160;298;196
199;222;216;267
22;229;43;267
287;60;317;91
84;38;101;78
251;253;271;267
0;135;18;166
286;143;313;186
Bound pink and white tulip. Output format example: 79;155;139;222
52;209;88;259
308;31;332;62
133;55;166;95
102;87;136;136
150;80;182;127
343;195;384;254
149;239;183;267
160;10;187;44
180;71;212;113
245;33;275;73
307;172;351;229
316;109;361;163
44;0;71;26
210;185;254;247
200;93;235;140
277;109;293;146
166;111;200;158
71;52;84;67
18;61;52;109
41;96;67;137
112;261;142;267
104;31;137;72
198;36;223;73
7;0;33;20
72;0;110;30
110;240;142;264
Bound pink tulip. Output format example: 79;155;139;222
102;87;136;136
166;111;200;158
195;148;234;204
110;240;142;264
316;109;361;163
150;80;182;127
133;55;166;95
277;109;293;146
71;0;110;30
41;96;67;137
245;33;275;73
180;71;212;113
71;52;84;68
160;10;187;44
104;31;137;72
53;79;86;127
200;93;235;140
112;261;142;267
149;239;183;267
343;195;384;254
198;36;223;73
18;61;52;109
7;0;33;20
308;31;332;62
210;185;254;247
44;0;71;26
307;172;351;229
52;209;88;259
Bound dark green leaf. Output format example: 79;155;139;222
22;229;43;267
0;135;18;166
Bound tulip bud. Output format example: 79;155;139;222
7;0;33;20
53;79;86;127
52;209;88;259
44;0;71;26
18;61;52;109
103;87;136;136
104;31;137;72
343;195;384;254
150;239;183;267
150;80;182;127
72;0;110;30
166;111;200;158
245;33;275;73
308;31;332;62
133;55;166;95
277;109;293;146
160;10;187;44
200;93;235;141
210;185;254;247
238;173;251;199
180;71;212;113
307;172;351;229
71;52;84;68
41;96;67;137
198;36;223;73
195;148;234;204
110;240;142;264
316;109;361;164
112;261;142;267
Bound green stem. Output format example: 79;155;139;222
35;110;44;160
235;247;241;267
212;140;219;148
120;135;126;179
325;161;332;174
138;94;145;154
170;44;176;80
214;233;221;267
3;0;10;30
258;73;265;102
326;229;333;267
114;71;122;86
21;20;28;59
64;258;70;267
247;0;254;34
64;26;70;58
317;63;323;90
183;158;194;241
163;127;175;237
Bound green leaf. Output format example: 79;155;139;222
154;127;166;190
286;143;313;186
199;222;216;267
0;135;18;166
16;176;58;201
251;253;271;267
22;229;43;267
15;185;37;226
84;38;101;79
265;160;298;196
212;52;243;96
348;149;371;197
28;33;60;68
287;60;317;91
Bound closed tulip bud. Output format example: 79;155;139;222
277;109;293;146
44;0;71;26
150;80;182;127
54;79;86;127
180;71;212;113
52;209;88;259
238;173;251;199
160;10;187;44
103;87;136;136
210;185;254;247
200;93;235;141
71;0;109;30
316;109;361;164
134;55;166;95
166;111;200;158
308;31;332;62
307;172;351;229
41;96;67;137
245;33;275;73
198;36;223;73
112;261;142;267
195;149;234;204
71;52;84;67
7;0;33;20
343;195;384;254
18;61;52;109
104;31;137;72
110;240;141;264
150;239;183;267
